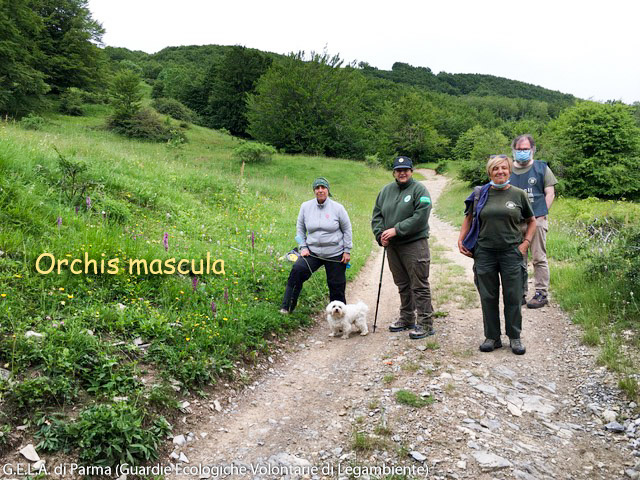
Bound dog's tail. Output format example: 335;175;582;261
355;300;369;313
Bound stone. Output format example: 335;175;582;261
170;452;180;460
473;384;498;396
472;452;512;471
605;422;625;433
507;403;522;417
19;444;40;462
0;368;10;380
24;331;44;339
626;469;640;479
409;451;427;462
173;434;186;446
32;460;46;471
214;400;222;412
602;410;617;423
456;460;467;469
179;452;189;463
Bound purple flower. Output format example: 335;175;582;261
86;196;91;210
223;287;229;304
251;230;255;249
192;276;199;291
163;232;169;251
75;206;79;215
57;216;62;228
210;300;217;317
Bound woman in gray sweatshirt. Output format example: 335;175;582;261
280;177;352;313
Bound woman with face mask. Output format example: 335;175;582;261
457;155;536;355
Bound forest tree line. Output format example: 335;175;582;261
2;0;640;199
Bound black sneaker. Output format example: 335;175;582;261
479;338;502;352
526;291;548;309
408;325;435;340
510;338;526;355
388;321;415;332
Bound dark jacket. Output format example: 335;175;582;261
371;178;432;246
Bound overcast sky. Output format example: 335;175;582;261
87;0;640;104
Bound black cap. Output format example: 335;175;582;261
393;156;413;170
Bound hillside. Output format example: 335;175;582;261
0;105;391;464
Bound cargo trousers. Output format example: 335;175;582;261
473;245;526;340
386;237;434;327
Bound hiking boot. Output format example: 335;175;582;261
408;324;435;340
510;338;526;355
388;320;415;332
479;338;502;352
526;291;548;309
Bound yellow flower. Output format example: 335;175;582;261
186;337;190;341
59;287;65;291
180;291;184;294
0;293;6;297
14;274;22;278
67;294;73;299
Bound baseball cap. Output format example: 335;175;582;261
393;156;413;170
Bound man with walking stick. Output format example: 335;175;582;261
371;156;435;339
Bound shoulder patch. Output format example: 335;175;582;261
419;196;431;204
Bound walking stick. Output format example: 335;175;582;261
373;248;386;333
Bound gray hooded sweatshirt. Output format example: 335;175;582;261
297;197;352;258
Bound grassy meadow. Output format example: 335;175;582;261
435;171;640;397
0;107;392;464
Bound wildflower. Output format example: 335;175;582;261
1;293;6;298
102;210;106;219
60;301;66;306
75;206;79;215
86;196;91;210
224;287;228;304
210;300;217;318
67;294;73;299
192;276;199;291
163;232;169;251
59;287;65;291
57;216;62;228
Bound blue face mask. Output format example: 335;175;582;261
490;179;510;189
514;150;531;163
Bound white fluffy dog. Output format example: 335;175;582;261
326;300;369;339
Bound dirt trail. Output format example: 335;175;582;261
169;171;632;480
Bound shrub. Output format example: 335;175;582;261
97;197;131;224
364;153;382;168
59;88;85;116
61;403;171;467
455;125;510;186
107;108;184;143
7;376;77;411
20;114;45;130
109;70;143;121
152;97;196;123
544;101;640;199
589;225;640;299
234;141;276;164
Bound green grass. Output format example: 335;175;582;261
395;389;434;408
0;105;392;464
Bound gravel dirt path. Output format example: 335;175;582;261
167;170;635;480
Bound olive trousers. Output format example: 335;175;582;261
386;238;434;327
473;245;526;340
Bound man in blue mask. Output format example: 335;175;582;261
509;134;558;309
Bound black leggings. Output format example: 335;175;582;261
281;253;347;312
